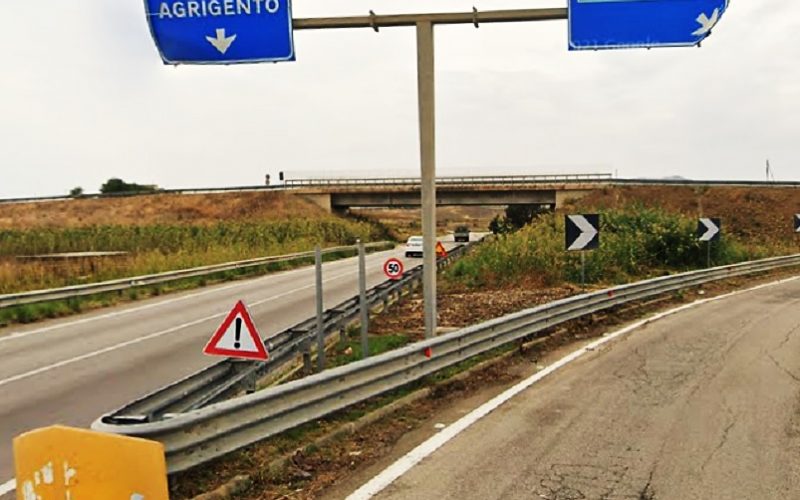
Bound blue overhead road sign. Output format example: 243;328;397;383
569;0;729;51
144;0;295;64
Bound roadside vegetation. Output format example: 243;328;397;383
0;220;383;294
0;191;392;326
446;204;790;288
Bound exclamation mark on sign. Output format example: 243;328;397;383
234;317;242;349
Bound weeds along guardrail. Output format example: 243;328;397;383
96;241;477;426
93;253;800;473
0;242;393;309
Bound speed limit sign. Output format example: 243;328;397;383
383;258;404;280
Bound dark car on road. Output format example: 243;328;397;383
454;225;470;243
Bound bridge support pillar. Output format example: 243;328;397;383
301;193;334;213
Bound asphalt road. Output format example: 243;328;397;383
369;277;800;499
0;241;457;493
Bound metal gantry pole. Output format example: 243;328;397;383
358;240;369;358
315;246;325;371
292;8;568;341
417;20;437;339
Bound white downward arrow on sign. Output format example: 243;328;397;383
692;8;720;37
206;28;237;54
568;215;598;251
699;218;720;241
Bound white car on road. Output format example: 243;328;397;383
405;236;424;258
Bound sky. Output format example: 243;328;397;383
1;1;798;198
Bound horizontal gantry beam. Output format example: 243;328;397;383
294;8;568;30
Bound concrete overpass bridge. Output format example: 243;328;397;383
286;174;613;213
285;174;800;213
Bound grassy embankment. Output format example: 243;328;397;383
0;192;390;326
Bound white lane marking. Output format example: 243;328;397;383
0;261;385;389
0;479;14;496
347;275;800;499
0;249;394;345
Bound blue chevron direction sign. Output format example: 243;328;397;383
144;0;295;64
569;0;730;51
566;214;600;251
697;218;721;242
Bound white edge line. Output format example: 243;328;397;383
0;249;395;345
346;275;800;499
0;479;15;496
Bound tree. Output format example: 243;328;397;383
69;186;84;197
489;204;551;234
99;178;158;194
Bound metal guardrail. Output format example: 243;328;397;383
98;243;473;425
0;242;392;309
93;253;800;473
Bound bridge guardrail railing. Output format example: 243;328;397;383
284;173;613;187
0;242;392;309
93;252;800;473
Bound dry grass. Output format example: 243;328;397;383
0;192;388;294
0;191;326;229
574;185;800;245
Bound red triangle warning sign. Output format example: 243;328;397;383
203;300;269;361
435;241;448;258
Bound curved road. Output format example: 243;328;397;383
0;242;457;495
364;276;800;499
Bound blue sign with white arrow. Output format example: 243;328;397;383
144;0;295;64
569;0;729;51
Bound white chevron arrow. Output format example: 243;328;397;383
698;218;720;242
692;8;720;37
206;28;237;54
568;215;598;251
794;214;800;233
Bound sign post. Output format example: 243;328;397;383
358;240;369;359
13;426;168;500
315;246;325;372
417;21;437;340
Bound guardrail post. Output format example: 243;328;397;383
358;240;369;358
315;246;326;372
